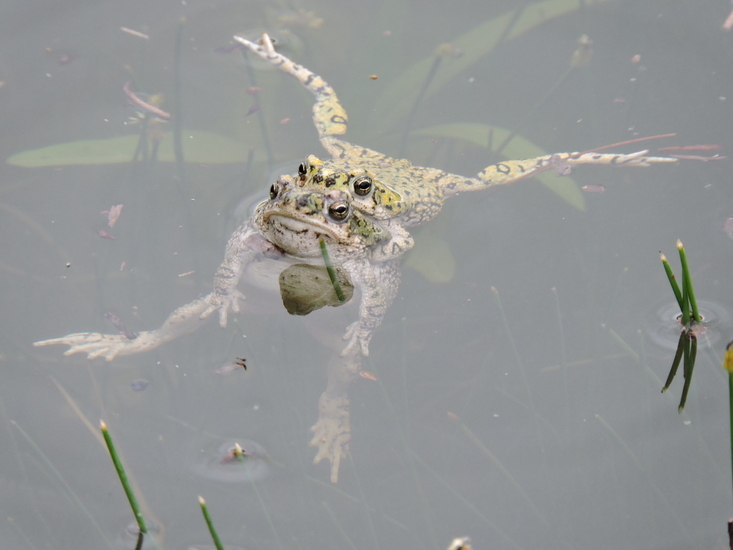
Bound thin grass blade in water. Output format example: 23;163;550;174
199;496;225;550
320;239;346;303
659;252;684;312
100;420;147;535
677;240;701;323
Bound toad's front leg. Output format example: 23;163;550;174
339;259;401;357
200;220;281;326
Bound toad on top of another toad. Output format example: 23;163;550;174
35;32;682;482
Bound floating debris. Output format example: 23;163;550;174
130;379;149;391
120;27;149;40
191;439;270;483
102;204;124;228
123;82;171;121
581;184;605;193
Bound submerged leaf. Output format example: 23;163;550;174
373;0;612;129
404;229;456;284
413;123;585;210
279;264;354;316
7;131;249;167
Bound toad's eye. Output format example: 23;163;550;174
328;200;350;222
269;183;279;200
298;162;307;177
352;175;373;196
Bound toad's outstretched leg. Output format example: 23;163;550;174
235;33;681;199
234;33;348;156
34;295;215;361
439;149;678;196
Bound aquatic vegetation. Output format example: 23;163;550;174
319;239;347;303
100;420;157;549
658;241;703;412
198;496;224;550
6;131;250;167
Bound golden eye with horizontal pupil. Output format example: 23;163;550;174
352;175;373;196
298;163;307;177
269;183;279;200
328;201;350;221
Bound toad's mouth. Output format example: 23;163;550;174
263;214;342;255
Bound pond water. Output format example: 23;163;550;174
3;1;733;549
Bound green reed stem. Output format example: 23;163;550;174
198;496;225;550
100;420;147;535
319;239;346;302
723;343;733;509
681;283;690;327
729;371;733;505
659;252;684;312
677;240;701;324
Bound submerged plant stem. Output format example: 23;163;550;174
11;420;115;549
459;421;549;527
678;333;697;412
662;330;685;393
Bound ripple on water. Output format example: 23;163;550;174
645;299;733;350
117;520;160;550
190;438;271;483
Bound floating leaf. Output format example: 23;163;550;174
7;131;250;167
373;0;613;128
412;123;585;210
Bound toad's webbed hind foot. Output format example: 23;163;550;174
309;349;363;483
309;392;351;484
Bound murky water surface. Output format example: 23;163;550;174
4;1;733;549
